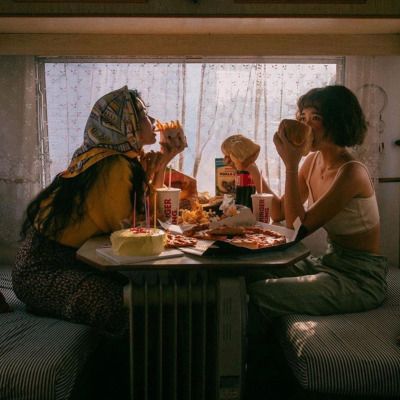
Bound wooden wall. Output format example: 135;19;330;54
1;33;399;56
1;0;400;17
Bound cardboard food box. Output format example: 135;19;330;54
215;158;236;196
163;169;197;209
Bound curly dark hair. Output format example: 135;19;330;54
20;156;147;240
296;85;367;147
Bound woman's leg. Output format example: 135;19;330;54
13;230;129;335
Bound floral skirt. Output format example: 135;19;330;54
13;230;129;335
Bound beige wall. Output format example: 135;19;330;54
0;56;41;264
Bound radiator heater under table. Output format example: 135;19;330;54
123;270;247;400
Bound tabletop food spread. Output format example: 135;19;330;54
96;194;299;263
160;198;297;255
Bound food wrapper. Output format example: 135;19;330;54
219;194;236;216
210;204;256;228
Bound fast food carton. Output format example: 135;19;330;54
215;158;236;196
163;169;197;209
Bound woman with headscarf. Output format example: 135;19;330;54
12;86;186;335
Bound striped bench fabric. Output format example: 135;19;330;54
278;267;400;397
0;269;100;400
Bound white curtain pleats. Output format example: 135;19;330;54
43;60;338;195
345;56;382;183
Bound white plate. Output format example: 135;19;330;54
96;247;183;265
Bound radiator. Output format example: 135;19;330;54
123;270;247;400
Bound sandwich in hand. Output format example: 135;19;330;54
221;134;260;170
279;119;313;156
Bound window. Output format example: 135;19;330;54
38;58;342;195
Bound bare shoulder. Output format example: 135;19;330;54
335;161;374;196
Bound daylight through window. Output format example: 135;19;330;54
41;59;341;195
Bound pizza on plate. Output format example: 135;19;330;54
166;233;198;248
225;228;286;249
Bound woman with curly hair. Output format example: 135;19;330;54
244;85;388;398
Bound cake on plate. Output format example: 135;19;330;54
110;227;166;256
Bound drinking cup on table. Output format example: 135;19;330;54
251;193;273;224
156;187;181;225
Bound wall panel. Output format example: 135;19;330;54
0;33;399;56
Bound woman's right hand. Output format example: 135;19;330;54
157;120;187;162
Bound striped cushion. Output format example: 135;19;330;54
0;290;10;313
0;269;24;310
0;269;100;400
278;267;400;396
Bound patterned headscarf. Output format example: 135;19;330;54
61;86;147;178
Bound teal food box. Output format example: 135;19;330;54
215;158;236;196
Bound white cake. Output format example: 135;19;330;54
110;228;166;256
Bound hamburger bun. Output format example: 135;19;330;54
279;119;313;156
221;134;260;170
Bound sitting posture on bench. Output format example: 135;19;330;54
241;86;388;397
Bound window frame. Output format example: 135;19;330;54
36;56;344;188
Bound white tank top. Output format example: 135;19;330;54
306;152;380;236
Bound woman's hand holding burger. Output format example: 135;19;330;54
274;119;313;171
221;134;260;171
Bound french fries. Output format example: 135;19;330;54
155;120;182;131
178;201;211;225
156;120;188;150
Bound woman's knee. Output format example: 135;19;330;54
65;276;128;334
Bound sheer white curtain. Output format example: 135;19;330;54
44;62;185;179
345;56;382;181
192;63;337;194
44;60;337;195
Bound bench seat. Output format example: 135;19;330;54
0;269;101;400
278;267;400;397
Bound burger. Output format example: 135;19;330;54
279;119;313;156
221;134;260;170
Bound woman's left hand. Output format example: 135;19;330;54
273;128;303;171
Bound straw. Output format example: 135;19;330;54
168;165;172;189
259;169;263;193
154;192;157;229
